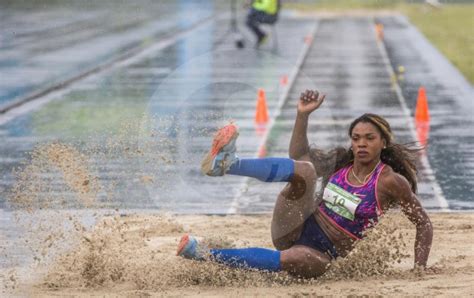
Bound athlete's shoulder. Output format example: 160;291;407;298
378;164;412;200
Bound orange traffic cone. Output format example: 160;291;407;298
255;88;269;124
415;86;430;122
375;23;384;40
258;144;267;158
280;75;288;86
255;123;266;136
415;120;430;147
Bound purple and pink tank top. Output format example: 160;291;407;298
319;162;386;240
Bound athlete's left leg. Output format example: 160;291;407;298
177;235;330;278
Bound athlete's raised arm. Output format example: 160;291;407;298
289;90;325;161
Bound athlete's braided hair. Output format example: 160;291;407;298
309;113;421;193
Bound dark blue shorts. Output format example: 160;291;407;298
294;215;339;259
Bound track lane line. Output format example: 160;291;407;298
373;17;449;211
0;15;216;124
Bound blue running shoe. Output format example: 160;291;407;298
201;124;239;176
176;234;206;261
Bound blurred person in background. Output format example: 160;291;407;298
245;0;280;48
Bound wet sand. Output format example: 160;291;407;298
4;211;472;297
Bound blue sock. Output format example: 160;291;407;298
210;247;281;272
227;158;294;182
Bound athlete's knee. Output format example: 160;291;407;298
294;161;317;182
291;161;317;194
285;162;316;200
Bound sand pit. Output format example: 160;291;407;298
2;211;471;297
2;142;472;297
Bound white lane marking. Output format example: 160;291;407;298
226;21;320;214
373;18;449;211
0;16;215;126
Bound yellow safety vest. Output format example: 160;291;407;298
252;0;278;15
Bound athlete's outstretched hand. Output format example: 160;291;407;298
298;90;325;115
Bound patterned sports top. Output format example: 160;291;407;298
318;162;386;240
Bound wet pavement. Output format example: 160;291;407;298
0;0;215;111
380;15;474;210
0;1;317;216
0;2;473;271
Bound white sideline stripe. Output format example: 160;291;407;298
226;21;320;214
373;18;449;211
0;16;215;126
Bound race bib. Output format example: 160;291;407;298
322;182;362;221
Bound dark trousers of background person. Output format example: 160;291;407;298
246;8;278;42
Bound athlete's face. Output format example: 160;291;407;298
350;122;385;163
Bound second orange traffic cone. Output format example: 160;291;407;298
375;23;384;40
258;144;267;157
415;86;430;122
255;88;269;124
415;120;430;147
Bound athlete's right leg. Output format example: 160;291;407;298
201;124;317;249
271;161;317;250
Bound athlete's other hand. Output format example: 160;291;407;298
298;90;325;115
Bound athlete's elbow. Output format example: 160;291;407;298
289;152;300;160
289;147;306;159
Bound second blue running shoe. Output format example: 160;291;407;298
176;234;206;261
